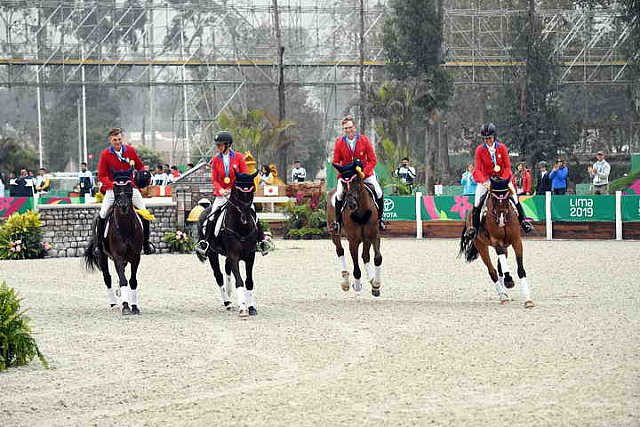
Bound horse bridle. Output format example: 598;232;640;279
113;179;133;209
487;188;513;226
340;175;360;210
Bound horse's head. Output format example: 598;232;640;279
333;161;364;211
488;176;513;227
231;170;258;206
113;170;134;214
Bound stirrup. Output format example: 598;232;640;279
195;240;209;255
328;222;340;235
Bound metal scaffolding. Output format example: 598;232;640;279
0;0;635;163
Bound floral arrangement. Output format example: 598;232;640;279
162;229;196;253
0;211;51;260
0;281;48;371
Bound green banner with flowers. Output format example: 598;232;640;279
622;196;640;221
420;195;546;221
0;198;35;219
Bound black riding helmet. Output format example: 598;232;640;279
480;123;497;137
135;170;152;188
214;131;233;146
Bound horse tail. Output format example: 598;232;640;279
84;240;101;271
458;225;479;263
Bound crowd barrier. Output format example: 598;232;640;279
381;192;640;240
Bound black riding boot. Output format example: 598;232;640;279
93;216;106;256
141;218;156;255
331;199;344;234
464;206;481;239
376;197;386;231
516;202;533;234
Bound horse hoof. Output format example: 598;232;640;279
239;307;249;318
341;282;350;292
372;289;380;297
499;294;510;304
504;277;515;289
224;301;233;311
131;305;141;315
248;306;257;316
122;305;132;315
352;282;363;293
524;300;535;309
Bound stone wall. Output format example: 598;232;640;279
39;199;177;258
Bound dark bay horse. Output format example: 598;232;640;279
328;162;382;296
459;177;534;308
197;171;261;318
84;171;144;315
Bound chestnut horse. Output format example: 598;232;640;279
328;162;382;296
459;177;534;308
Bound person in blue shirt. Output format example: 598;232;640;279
460;163;477;196
548;157;569;195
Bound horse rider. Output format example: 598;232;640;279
330;115;385;233
465;123;533;239
94;128;156;255
195;131;270;256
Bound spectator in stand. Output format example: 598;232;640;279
291;160;307;183
187;163;195;170
588;151;611;195
170;165;182;180
35;167;52;194
535;161;552;195
78;162;94;195
460;163;477;196
514;162;532;196
549;157;569;195
152;164;167;186
259;165;272;186
395;157;416;186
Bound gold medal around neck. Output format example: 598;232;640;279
493;165;501;173
223;176;231;184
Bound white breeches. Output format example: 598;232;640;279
99;188;146;218
474;180;518;207
336;174;383;201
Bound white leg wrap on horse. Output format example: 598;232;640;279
520;277;531;301
246;290;255;308
339;255;347;272
120;286;130;304
353;278;362;292
106;288;117;306
498;254;510;274
130;289;138;306
236;286;247;307
495;280;508;296
374;265;382;282
219;285;231;303
365;262;374;281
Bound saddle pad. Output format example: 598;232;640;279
135;209;156;221
201;207;227;238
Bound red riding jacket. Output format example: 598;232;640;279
332;134;377;178
472;141;512;184
211;150;248;196
97;144;144;191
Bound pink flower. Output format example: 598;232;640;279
295;191;304;204
9;247;15;252
15;239;22;245
43;242;51;251
15;245;21;252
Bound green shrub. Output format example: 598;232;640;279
0;281;48;371
0;211;50;260
162;229;196;253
